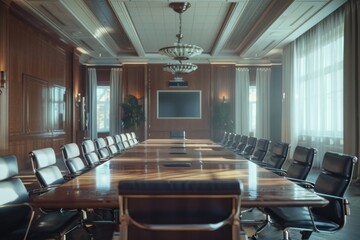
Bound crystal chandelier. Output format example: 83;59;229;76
159;2;203;74
163;62;198;74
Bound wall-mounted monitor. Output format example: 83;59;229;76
157;90;201;119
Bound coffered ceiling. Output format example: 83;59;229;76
10;0;346;65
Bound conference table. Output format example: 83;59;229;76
30;139;328;209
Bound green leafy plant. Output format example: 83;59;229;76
213;101;234;132
122;95;145;130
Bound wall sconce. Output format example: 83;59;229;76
222;95;228;103
75;93;82;106
76;93;82;103
0;71;6;95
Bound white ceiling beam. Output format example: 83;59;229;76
211;1;249;56
109;0;146;57
60;0;119;57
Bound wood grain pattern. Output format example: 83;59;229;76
30;139;327;209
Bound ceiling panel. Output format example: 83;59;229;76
10;0;347;65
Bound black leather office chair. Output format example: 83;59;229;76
82;139;102;167
248;139;270;162
61;143;90;175
219;131;229;145
0;154;84;240
234;135;248;153
224;133;235;148
126;133;136;147
254;151;358;240
121;133;131;149
229;134;241;149
118;179;243;240
269;146;316;181
106;136;120;156
94;138;111;161
253;142;290;170
29;147;67;188
114;134;125;152
239;137;257;157
170;130;186;139
131;132;139;144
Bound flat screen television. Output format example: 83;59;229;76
157;90;201;119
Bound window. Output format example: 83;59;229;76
96;86;110;132
292;10;344;167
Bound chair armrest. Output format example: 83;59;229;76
285;178;315;189
264;167;287;176
29;186;58;196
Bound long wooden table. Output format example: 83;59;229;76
30;139;328;209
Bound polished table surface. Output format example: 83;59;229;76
30;139;328;209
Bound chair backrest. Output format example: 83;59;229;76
106;136;120;155
0;155;34;239
0;155;30;204
126;133;136;147
94;138;111;160
285;146;316;180
114;134;125;152
312;152;357;228
61;143;87;175
121;133;131;149
170;130;186;139
224;133;235;147
315;152;357;197
240;137;257;156
131;132;139;144
235;135;248;152
229;134;241;149
219;131;229;145
29;147;65;188
81;140;101;167
118;180;243;240
265;142;290;169
251;139;270;161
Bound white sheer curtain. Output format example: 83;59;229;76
256;68;271;139
235;68;250;135
88;68;97;140
282;43;297;157
110;68;122;136
289;10;344;168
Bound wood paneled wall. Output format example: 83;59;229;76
147;64;212;139
3;8;74;170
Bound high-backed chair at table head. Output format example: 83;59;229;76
170;130;186;139
0;154;84;240
118;179;243;240
29;147;66;188
61;143;89;175
256;152;358;240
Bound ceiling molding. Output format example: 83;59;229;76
109;0;146;57
60;0;119;57
211;1;249;56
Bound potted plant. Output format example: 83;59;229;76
121;95;145;130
